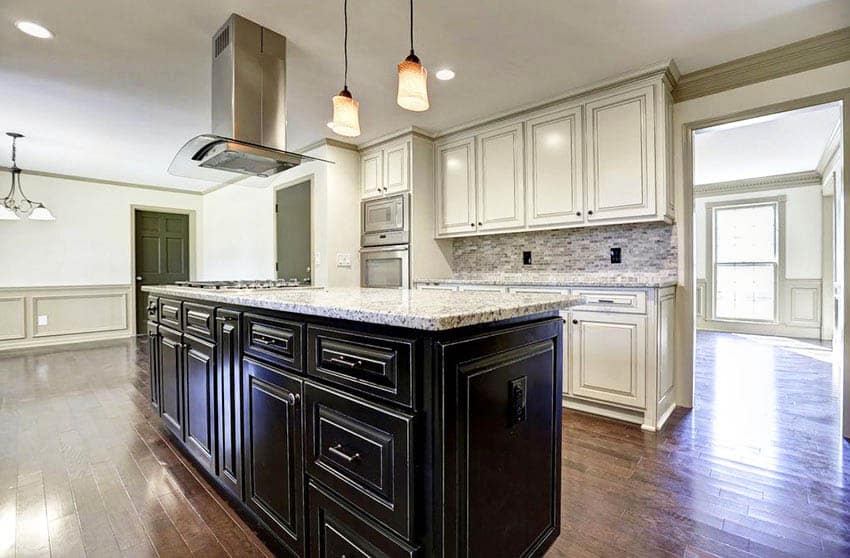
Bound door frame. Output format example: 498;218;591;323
273;174;315;285
680;88;850;436
129;205;198;334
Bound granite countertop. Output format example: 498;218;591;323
142;286;582;331
419;273;678;288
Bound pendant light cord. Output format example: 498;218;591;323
343;0;349;88
409;0;414;53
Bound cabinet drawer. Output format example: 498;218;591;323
243;313;304;373
308;482;418;558
146;296;159;322
307;326;414;408
305;382;415;540
159;298;182;329
570;289;646;314
183;302;215;340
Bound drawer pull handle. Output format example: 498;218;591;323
329;356;363;369
328;444;360;463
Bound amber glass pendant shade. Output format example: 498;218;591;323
397;52;429;112
332;87;361;137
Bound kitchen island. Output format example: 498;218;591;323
141;285;581;558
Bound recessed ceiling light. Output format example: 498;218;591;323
15;20;53;39
435;69;455;81
326;121;335;129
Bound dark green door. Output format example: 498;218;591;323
276;181;311;282
135;210;189;333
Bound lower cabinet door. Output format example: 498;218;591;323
308;482;417;558
215;309;242;498
569;310;646;408
147;321;161;414
243;357;304;556
184;333;217;474
438;318;563;558
159;326;184;439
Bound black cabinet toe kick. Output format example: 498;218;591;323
147;296;563;557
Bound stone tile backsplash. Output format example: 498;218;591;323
451;222;677;277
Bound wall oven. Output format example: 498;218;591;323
360;245;409;289
362;193;409;247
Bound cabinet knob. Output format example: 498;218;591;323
477;222;482;226
587;210;594;215
470;223;475;227
572;319;578;325
284;392;300;406
575;212;581;216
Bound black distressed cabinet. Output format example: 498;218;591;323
150;293;563;558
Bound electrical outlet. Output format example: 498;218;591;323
37;314;48;326
522;251;532;265
336;253;352;268
610;247;622;264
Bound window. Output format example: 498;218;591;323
711;201;779;322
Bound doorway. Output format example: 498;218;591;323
686;97;847;438
275;180;312;283
134;210;190;334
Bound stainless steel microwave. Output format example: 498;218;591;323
362;193;409;247
360;245;409;289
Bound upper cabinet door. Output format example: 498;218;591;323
384;141;409;195
436;137;477;236
476;123;525;232
360;149;384;199
525;107;584;227
585;85;656;222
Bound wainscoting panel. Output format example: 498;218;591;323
785;280;822;327
0;285;133;351
0;297;26;341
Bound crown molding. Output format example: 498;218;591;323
673;26;850;103
694;170;822;198
817;122;843;176
294;137;359;154
0;166;205;196
356;126;436;151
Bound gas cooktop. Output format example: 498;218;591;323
174;280;311;290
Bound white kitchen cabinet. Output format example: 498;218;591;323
476;122;525;232
525;106;584;227
384;141;409;194
360;149;384;199
457;284;506;293
435;137;477;236
569;311;647;409
360;140;409;199
585;85;656;222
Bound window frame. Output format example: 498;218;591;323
705;196;786;324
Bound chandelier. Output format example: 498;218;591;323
1;132;54;221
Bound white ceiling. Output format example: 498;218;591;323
694;103;841;185
1;0;849;192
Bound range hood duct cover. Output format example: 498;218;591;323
169;14;326;182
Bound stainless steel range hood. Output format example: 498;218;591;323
169;14;326;182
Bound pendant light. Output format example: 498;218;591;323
397;0;429;112
331;0;361;137
0;133;54;221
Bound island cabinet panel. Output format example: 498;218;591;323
304;382;416;541
183;301;215;341
183;333;217;475
159;325;184;440
243;313;305;373
307;325;416;409
308;481;419;558
585;85;656;222
438;318;562;558
147;321;161;414
243;357;305;556
215;308;243;498
158;298;182;330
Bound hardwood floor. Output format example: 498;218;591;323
0;331;847;557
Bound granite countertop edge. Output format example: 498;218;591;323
142;285;583;331
418;277;679;288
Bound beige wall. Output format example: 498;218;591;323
0;174;202;287
673;59;850;407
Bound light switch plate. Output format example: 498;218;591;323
336;253;352;268
37;314;48;326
